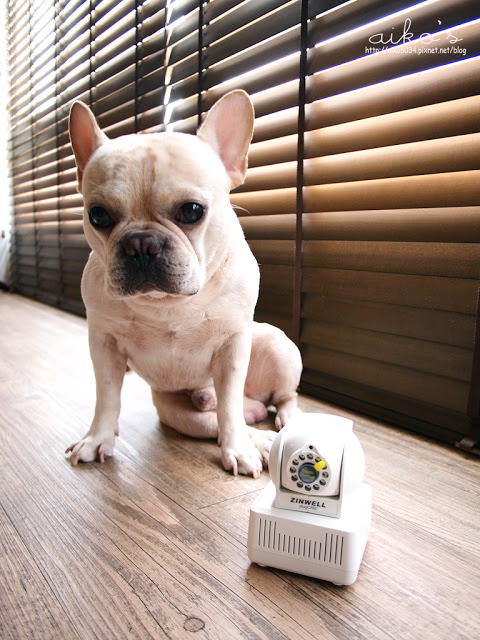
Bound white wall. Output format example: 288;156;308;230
0;1;11;285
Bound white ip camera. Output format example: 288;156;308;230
247;412;372;585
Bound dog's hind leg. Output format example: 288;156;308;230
191;386;269;424
152;388;274;467
247;322;303;430
152;389;219;439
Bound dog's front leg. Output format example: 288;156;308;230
66;332;127;464
212;331;263;477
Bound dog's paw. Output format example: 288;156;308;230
65;434;115;465
247;426;276;467
274;404;301;430
219;431;263;478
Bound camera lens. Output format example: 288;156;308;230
298;462;319;484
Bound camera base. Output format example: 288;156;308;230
248;481;372;585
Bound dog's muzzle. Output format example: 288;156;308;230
112;229;199;296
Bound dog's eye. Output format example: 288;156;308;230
88;206;114;229
176;202;204;225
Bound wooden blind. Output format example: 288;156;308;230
7;0;480;445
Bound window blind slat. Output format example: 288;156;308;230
302;346;468;414
249;93;480;167
303;268;478;315
303;170;480;212
308;20;480;105
302;241;480;279
203;1;299;71
240;134;480;191
309;0;479;73
303;321;472;383
306;56;480;130
301;208;480;243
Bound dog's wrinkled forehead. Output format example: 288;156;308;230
84;131;228;205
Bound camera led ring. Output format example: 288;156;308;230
288;446;329;490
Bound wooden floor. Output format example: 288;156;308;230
0;291;479;640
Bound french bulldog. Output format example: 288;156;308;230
66;90;302;477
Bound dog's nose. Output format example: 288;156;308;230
121;231;163;257
120;231;164;263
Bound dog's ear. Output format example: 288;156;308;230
197;90;254;190
69;102;109;192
